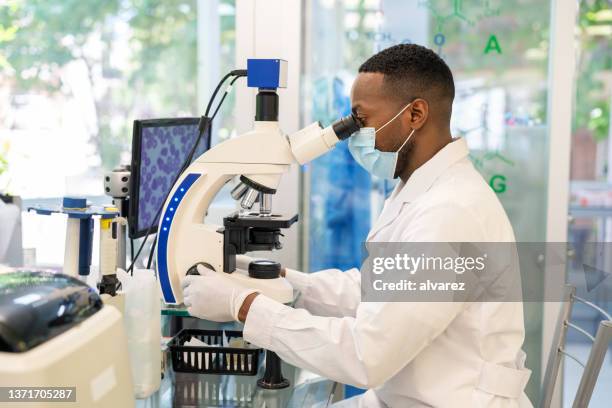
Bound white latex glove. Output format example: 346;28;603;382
235;254;254;273
283;267;311;292
182;265;257;322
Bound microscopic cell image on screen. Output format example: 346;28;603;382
137;121;208;233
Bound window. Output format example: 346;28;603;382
0;0;235;265
302;0;553;400
565;0;612;405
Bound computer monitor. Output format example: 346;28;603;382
129;118;210;238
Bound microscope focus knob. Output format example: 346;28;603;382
248;260;281;279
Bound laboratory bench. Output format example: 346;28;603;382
138;308;339;407
138;352;337;408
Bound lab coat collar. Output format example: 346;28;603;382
367;137;469;241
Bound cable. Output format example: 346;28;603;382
128;234;149;275
211;75;241;119
126;69;247;274
126;84;226;274
142;77;239;272
146;235;158;270
130;238;134;262
128;70;246;273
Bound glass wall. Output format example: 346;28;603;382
302;0;553;401
564;0;612;406
0;0;235;265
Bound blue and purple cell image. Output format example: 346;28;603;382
137;122;209;232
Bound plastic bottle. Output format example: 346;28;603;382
124;268;161;398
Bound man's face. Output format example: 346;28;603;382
350;72;410;153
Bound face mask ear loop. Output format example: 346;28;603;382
376;102;413;134
397;127;416;154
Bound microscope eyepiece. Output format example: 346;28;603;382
331;113;362;140
289;113;363;165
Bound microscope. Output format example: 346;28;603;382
156;59;361;305
156;59;360;390
155;59;361;390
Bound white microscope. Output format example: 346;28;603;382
156;59;361;305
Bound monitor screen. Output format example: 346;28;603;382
129;118;210;238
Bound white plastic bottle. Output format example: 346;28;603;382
124;268;161;398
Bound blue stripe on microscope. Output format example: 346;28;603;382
157;173;201;304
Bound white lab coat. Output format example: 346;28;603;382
243;138;532;407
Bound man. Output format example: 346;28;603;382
183;44;532;407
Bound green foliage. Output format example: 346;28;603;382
128;0;198;114
0;0;236;172
0;151;7;177
0;0;120;89
0;142;9;192
573;0;611;142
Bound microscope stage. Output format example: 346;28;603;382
223;212;298;228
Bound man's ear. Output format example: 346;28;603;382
404;98;429;130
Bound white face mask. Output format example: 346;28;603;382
348;102;415;179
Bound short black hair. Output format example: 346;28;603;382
359;44;455;116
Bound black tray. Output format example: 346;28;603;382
169;329;262;376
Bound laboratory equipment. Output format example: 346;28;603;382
247;261;290;389
146;345;338;407
155;59;360;391
0;270;134;407
98;212;122;296
169;329;261;376
258;350;289;389
0;194;22;267
129;117;210;239
103;165;130;270
155;58;361;305
122;268;161;398
28;197;122;296
28;197;118;275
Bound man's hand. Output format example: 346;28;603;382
182;264;258;322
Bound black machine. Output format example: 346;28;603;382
0;271;102;353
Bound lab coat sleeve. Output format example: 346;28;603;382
244;203;481;389
244;295;464;389
285;267;361;318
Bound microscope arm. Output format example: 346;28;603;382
156;111;360;305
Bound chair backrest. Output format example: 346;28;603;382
540;285;612;408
